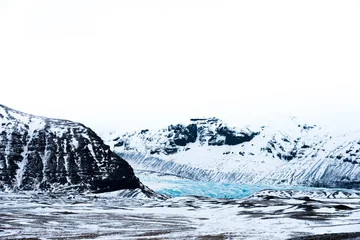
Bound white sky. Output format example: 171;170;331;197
1;0;359;133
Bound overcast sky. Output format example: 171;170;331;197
1;0;359;133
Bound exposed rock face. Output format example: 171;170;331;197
213;125;258;146
108;117;259;157
0;104;140;192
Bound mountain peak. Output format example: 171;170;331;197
0;104;141;193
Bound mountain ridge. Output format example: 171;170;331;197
102;117;360;189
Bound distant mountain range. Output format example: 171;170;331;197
0;104;160;197
102;117;360;189
2;103;359;194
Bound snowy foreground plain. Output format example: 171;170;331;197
1;177;360;240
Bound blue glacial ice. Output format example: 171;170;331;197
136;171;334;199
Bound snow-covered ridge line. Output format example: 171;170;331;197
102;117;360;189
0;104;80;126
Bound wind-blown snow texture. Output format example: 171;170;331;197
103;117;360;189
0;104;141;193
1;189;360;239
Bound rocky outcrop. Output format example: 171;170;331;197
0;104;141;193
107;117;260;157
213;125;258;146
169;123;198;147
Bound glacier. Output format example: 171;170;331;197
136;170;360;199
102;117;360;189
136;170;264;198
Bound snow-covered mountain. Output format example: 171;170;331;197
103;117;360;189
0;104;148;194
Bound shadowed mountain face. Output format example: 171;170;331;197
0;104;140;192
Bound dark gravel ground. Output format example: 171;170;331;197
290;232;360;240
1;192;360;240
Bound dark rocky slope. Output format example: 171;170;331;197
0;104;141;193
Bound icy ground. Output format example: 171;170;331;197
135;170;265;198
136;170;359;199
1;187;360;239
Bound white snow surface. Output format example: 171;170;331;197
1;189;360;240
102;117;360;188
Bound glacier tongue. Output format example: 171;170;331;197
135;170;360;199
